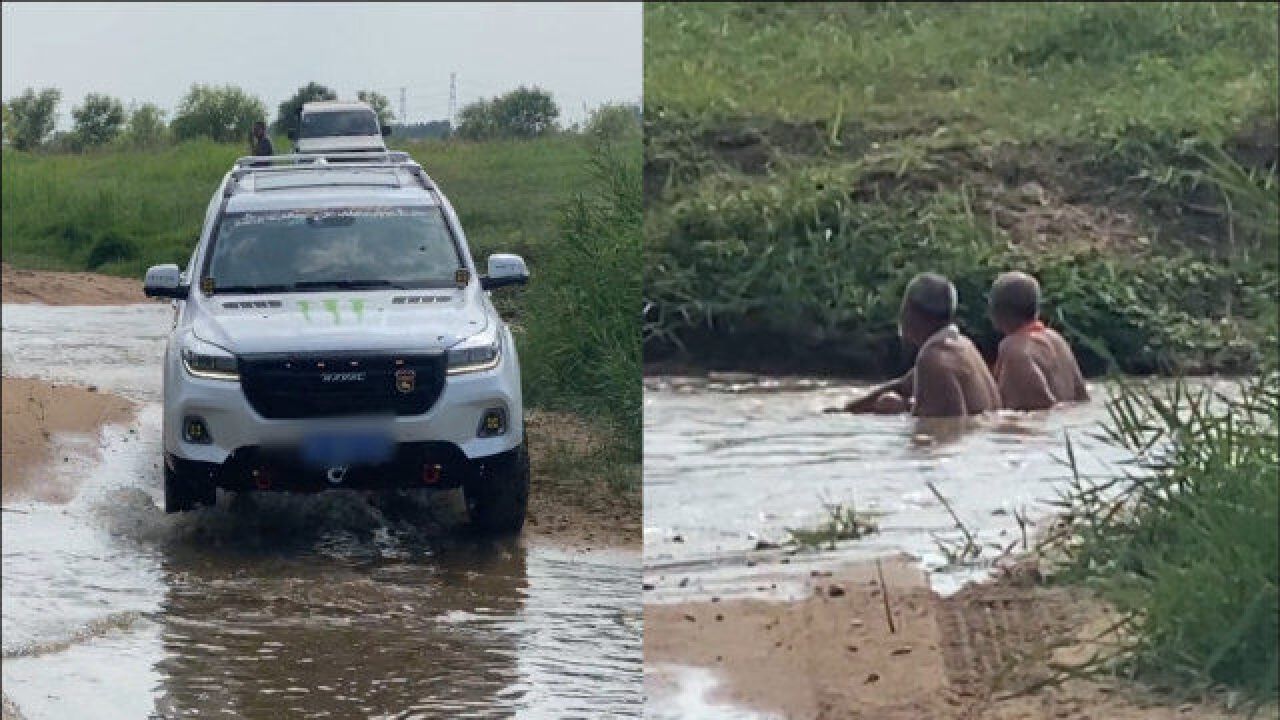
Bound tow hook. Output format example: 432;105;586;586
326;466;349;485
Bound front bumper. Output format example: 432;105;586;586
162;341;524;467
166;441;521;493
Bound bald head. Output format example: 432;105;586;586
898;272;957;346
903;272;957;322
989;271;1040;332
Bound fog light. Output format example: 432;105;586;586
477;408;507;437
183;416;212;444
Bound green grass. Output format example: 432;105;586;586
1;134;639;459
520;138;642;459
1047;370;1279;709
1;135;590;275
643;2;1278;376
646;2;1276;144
785;499;881;551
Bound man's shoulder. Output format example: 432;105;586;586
996;332;1023;351
917;339;962;371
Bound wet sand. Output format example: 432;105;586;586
646;555;1242;719
2;377;135;504
1;263;155;306
646;556;951;719
525;408;642;550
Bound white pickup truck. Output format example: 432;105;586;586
143;151;531;534
289;101;391;155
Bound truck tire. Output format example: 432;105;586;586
164;456;216;513
465;439;529;535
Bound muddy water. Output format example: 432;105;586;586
2;304;641;719
643;374;1229;600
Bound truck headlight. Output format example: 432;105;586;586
447;331;501;375
181;336;239;381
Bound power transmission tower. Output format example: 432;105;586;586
448;72;457;126
399;87;407;124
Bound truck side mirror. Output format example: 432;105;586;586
144;264;189;299
480;254;529;291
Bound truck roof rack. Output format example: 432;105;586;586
225;152;436;196
232;151;413;169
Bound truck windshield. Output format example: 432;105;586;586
205;207;463;294
300;110;380;138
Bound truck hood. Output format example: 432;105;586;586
191;290;489;355
295;135;386;154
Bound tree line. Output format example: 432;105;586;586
2;81;640;152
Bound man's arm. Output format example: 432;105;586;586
997;352;1057;411
913;351;968;417
829;369;914;414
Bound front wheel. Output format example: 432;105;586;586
464;439;529;535
163;456;216;513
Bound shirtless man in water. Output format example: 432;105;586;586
988;271;1089;411
831;273;999;417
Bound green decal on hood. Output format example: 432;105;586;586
297;300;312;323
323;298;341;325
351;298;366;323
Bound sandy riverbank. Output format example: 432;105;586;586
1;377;136;505
1;263;154;306
645;555;1240;719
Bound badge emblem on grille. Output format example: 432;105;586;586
395;368;416;394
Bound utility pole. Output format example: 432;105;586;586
448;72;457;127
399;87;407;124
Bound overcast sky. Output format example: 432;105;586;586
2;2;641;130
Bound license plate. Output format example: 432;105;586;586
300;431;394;468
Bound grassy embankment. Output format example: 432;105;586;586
644;2;1278;377
0;133;641;482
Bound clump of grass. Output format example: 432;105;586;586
520;137;642;461
786;498;881;551
1044;371;1279;709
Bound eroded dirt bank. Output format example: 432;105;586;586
1;263;155;306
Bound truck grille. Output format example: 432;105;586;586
238;351;446;419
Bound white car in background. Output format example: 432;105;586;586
143;151;531;534
289;101;391;155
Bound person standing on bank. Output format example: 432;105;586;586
251;120;274;157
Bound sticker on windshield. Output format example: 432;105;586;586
225;207;434;228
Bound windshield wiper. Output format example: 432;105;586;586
214;284;294;294
293;279;408;290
